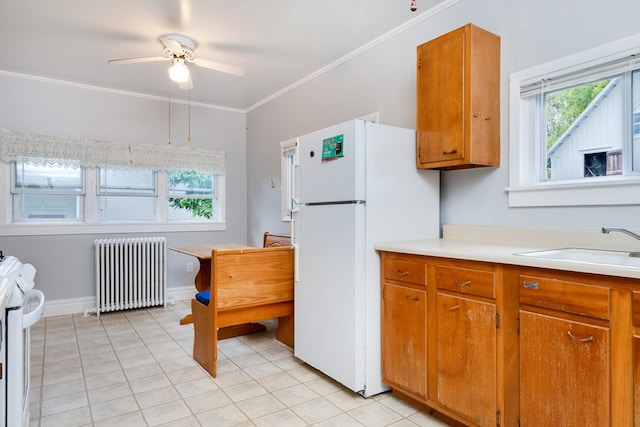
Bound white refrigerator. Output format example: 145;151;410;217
291;118;439;397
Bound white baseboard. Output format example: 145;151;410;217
165;285;197;303
43;296;95;318
42;285;196;318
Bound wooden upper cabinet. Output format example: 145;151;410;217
416;23;500;170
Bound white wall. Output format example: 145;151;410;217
0;74;247;308
246;0;640;245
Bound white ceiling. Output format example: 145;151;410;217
0;0;442;111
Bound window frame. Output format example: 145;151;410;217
10;158;85;223
166;169;218;222
0;161;226;236
508;32;640;207
280;138;297;222
97;166;158;223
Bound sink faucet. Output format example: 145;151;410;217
601;227;640;257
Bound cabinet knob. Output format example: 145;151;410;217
485;116;491;121
473;112;479;118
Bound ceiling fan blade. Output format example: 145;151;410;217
160;36;184;55
191;58;245;76
108;56;168;65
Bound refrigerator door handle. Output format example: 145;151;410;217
291;216;299;283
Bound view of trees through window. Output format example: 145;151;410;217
542;76;625;181
545;79;610;149
168;170;214;220
510;37;640;207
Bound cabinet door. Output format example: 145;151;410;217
416;28;464;165
416;24;500;170
382;282;427;399
520;310;610;427
437;293;496;426
635;336;640;424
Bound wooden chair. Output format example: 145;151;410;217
191;246;294;377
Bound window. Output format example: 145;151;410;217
98;167;156;221
0;130;226;234
508;34;640;207
7;160;222;228
280;138;297;221
167;170;216;221
11;157;84;221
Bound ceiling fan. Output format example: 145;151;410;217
108;34;244;89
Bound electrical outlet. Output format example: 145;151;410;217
187;262;193;272
271;177;276;188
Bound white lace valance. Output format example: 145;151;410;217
0;129;225;174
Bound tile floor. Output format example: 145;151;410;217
30;300;449;426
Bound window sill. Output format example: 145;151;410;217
0;221;226;237
506;177;640;207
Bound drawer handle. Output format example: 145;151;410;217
567;331;595;343
448;304;460;311
443;149;458;155
405;296;420;302
454;279;471;289
395;270;410;278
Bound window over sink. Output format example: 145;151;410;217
508;33;640;207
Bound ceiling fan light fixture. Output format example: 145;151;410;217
169;58;190;83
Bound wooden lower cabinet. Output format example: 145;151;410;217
635;337;640;423
381;251;640;426
436;293;496;425
381;252;517;426
632;292;640;425
381;281;427;399
519;310;610;427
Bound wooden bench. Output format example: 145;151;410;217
191;245;294;377
263;232;291;248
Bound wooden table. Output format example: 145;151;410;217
171;244;254;326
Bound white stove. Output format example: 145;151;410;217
0;253;45;427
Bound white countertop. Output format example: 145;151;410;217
375;224;640;280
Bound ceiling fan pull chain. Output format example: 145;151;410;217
410;0;417;11
188;88;191;142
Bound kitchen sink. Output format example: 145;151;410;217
514;248;640;268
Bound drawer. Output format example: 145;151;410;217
519;274;610;320
384;259;426;285
435;264;496;298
